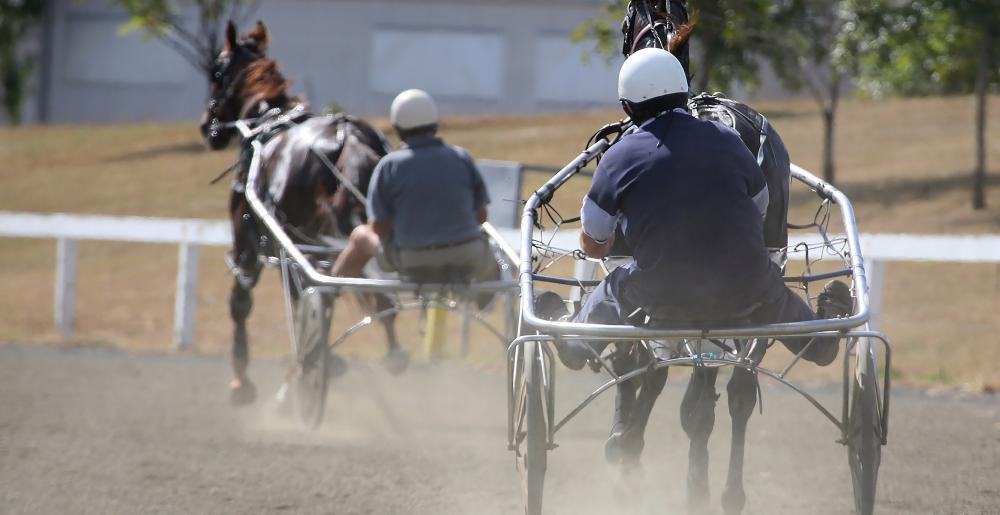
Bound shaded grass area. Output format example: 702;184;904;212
1;95;999;388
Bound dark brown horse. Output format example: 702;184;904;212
605;2;793;514
200;21;407;405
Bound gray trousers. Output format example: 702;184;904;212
379;237;490;282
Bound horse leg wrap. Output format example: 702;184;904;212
681;368;719;438
230;283;253;379
230;283;254;322
232;323;249;370
606;350;638;465
619;365;668;464
721;368;758;515
727;368;758;422
682;368;719;511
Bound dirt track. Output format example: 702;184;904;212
1;343;998;515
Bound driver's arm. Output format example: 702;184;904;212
580;230;614;258
580;196;618;259
579;142;623;259
366;160;394;239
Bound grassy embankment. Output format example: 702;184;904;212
1;95;998;388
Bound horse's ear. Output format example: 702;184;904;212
249;20;270;54
224;20;238;52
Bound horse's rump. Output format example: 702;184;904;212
252;115;389;240
689;94;790;254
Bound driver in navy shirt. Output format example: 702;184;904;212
539;49;853;370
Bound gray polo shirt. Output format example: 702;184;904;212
367;135;490;250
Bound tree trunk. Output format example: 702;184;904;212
972;29;991;210
822;79;840;185
694;42;715;94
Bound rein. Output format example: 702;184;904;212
632;0;667;53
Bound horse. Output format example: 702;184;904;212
199;21;409;406
601;2;794;513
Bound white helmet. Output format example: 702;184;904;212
618;48;688;104
390;89;439;130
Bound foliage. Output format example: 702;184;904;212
0;0;45;125
843;0;998;208
571;0;626;60
764;1;850;100
842;0;999;97
322;100;346;115
111;0;258;73
760;0;854;184
572;0;775;93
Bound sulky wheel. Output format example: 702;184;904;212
517;341;548;515
848;337;882;515
295;289;333;429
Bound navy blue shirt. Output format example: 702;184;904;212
583;111;777;316
368;136;489;250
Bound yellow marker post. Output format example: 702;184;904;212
424;299;448;360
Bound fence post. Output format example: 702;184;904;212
54;238;78;338
866;259;886;329
174;242;200;350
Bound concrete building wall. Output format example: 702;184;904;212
38;0;629;123
27;0;809;124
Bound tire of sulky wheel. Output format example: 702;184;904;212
295;291;332;429
848;338;881;515
519;341;548;515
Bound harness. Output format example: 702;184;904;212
232;107;313;195
688;93;770;169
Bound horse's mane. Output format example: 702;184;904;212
243;59;292;102
667;20;694;54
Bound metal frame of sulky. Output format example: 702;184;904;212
232;116;520;355
506;137;893;452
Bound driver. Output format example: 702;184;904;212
539;48;853;369
332;89;491;282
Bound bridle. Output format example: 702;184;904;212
625;0;669;54
622;0;691;80
205;43;264;139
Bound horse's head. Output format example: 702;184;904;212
622;0;694;82
199;20;270;150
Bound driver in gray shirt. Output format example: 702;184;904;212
332;89;491;281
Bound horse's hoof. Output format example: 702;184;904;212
383;348;410;375
721;488;746;515
229;379;257;406
328;352;348;379
604;431;626;465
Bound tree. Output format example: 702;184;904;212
573;0;774;93
765;0;852;184
574;1;852;184
0;0;45;125
844;0;999;209
111;0;258;74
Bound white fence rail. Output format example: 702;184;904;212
0;212;231;348
2;218;1000;349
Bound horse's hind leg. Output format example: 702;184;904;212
375;293;410;375
681;366;720;512
721;366;758;515
623;362;668;461
229;264;261;406
606;349;639;466
609;346;669;469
